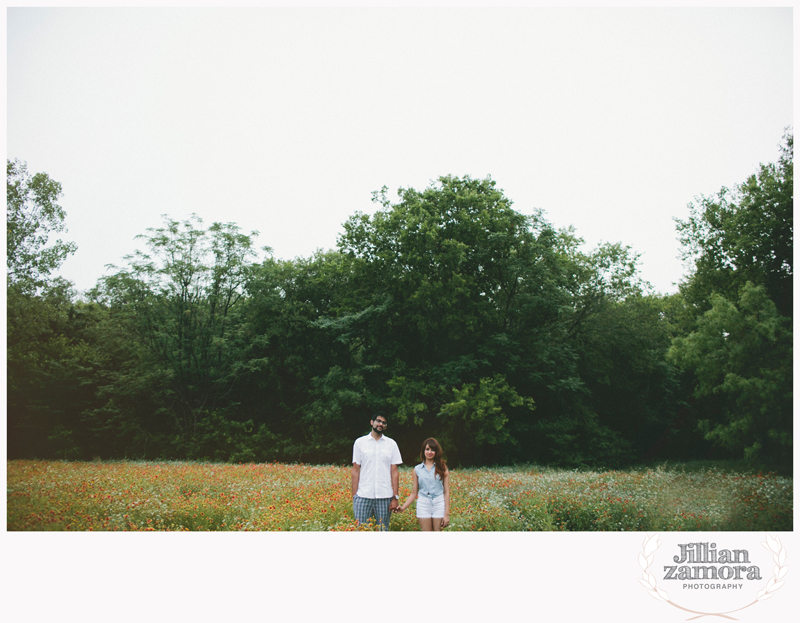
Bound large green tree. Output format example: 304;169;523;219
320;175;673;466
7;160;82;459
332;176;552;463
668;284;792;472
676;132;793;317
7;159;77;293
670;133;793;473
90;215;268;459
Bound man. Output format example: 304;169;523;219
351;411;402;531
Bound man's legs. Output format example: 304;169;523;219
353;494;374;527
353;495;393;531
373;497;392;531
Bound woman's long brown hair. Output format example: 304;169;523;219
420;437;448;483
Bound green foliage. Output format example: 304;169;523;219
7;159;77;293
571;293;685;460
177;412;282;463
87;215;268;454
670;133;793;475
727;474;794;531
668;283;792;472
439;375;533;447
6;161;85;459
542;493;655;532
328;175;669;466
386;373;535;464
669;132;794;473
512;495;557;531
676;131;793;317
6;168;715;469
339;176;562;356
240;252;386;461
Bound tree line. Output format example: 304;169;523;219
6;134;793;473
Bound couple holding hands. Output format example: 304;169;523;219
351;412;450;531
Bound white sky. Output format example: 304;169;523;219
6;6;793;295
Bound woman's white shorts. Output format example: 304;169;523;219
416;495;445;518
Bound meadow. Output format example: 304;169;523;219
6;460;792;532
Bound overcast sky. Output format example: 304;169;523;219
7;7;793;295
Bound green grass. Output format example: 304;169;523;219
6;460;793;531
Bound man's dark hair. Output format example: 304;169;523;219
372;411;387;422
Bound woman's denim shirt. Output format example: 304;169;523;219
416;463;444;499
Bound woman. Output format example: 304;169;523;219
397;437;450;530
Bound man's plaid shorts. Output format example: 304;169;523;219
353;494;393;531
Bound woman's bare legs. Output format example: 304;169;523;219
418;517;434;531
431;518;443;532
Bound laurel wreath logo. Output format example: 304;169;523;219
638;533;788;620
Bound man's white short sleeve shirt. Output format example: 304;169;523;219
352;434;402;499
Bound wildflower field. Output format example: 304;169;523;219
6;460;792;531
